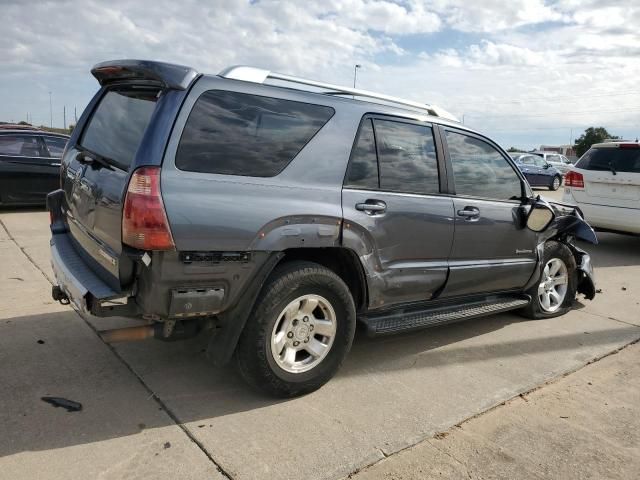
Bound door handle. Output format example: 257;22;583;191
457;207;480;219
356;200;387;215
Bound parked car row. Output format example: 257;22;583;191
513;153;563;190
533;151;573;175
0;129;68;206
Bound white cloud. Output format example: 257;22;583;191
426;0;566;32
1;0;639;148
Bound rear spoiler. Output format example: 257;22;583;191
91;59;199;90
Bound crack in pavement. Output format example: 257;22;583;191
343;335;640;479
425;438;473;479
0;218;234;480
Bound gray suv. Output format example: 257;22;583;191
48;60;597;397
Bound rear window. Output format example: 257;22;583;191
80;87;158;169
43;136;68;157
176;90;334;177
0;135;43;157
576;147;640;173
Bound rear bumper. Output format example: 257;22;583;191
50;232;136;316
563;191;640;234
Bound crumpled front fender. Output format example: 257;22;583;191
538;199;598;245
526;197;597;300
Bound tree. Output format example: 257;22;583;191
574;127;619;158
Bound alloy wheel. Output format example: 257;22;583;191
270;294;337;373
538;258;568;313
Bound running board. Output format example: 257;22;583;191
361;295;530;336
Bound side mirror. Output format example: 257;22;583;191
543;163;550;169
527;203;555;232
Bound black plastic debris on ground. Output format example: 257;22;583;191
41;396;83;412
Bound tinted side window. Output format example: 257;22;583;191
576;148;640;173
533;156;546;167
43;137;68;157
176;91;334;177
0;135;43;157
445;131;522;200
81;88;158;169
374;120;439;194
344;119;378;189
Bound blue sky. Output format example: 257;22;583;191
1;0;639;150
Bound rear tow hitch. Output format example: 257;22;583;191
52;286;70;305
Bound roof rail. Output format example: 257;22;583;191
218;65;459;122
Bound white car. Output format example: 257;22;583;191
563;141;640;234
533;152;574;175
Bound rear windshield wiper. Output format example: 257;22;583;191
608;161;617;176
76;150;115;170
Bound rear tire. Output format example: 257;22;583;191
520;241;577;319
549;175;562;191
235;261;356;398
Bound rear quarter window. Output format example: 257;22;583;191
80;87;159;169
176;90;334;177
576;148;640;173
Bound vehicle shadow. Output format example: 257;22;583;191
0;205;47;213
2;308;638;458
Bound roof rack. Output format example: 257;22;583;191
218;65;459;122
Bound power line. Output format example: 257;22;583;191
465;106;640;119
458;90;640;107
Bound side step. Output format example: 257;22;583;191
361;295;530;336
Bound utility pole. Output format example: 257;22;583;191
49;91;53;128
74;106;78;124
353;64;361;89
63;106;66;130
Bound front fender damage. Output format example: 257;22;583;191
535;198;597;300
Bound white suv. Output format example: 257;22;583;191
563;142;640;234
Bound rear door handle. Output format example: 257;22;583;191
457;207;480;219
356;200;387;215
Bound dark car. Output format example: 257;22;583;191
48;60;597;397
0;130;69;206
513;154;563;190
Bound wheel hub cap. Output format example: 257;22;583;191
538;258;569;313
270;294;337;374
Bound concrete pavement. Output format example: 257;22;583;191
353;341;640;480
1;193;639;479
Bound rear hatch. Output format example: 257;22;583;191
569;143;640;209
59;60;198;291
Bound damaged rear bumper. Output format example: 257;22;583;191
50;232;139;317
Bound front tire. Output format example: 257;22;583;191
549;175;562;191
235;261;356;398
521;241;577;319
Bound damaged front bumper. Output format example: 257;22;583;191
548;200;597;299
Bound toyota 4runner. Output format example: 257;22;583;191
48;60;597;397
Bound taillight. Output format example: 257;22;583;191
565;171;584;189
122;166;175;250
